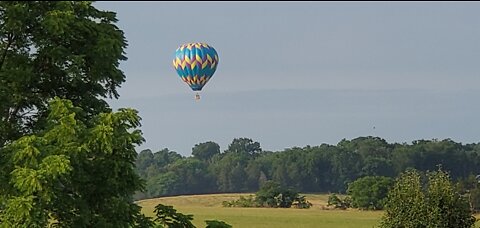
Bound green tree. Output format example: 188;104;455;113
347;176;393;210
361;157;395;177
225;138;262;156
330;149;363;192
380;169;476;228
136;149;155;178
152;149;183;172
327;193;350;209
458;174;480;212
468;187;480;212
146;172;180;198
255;181;309;208
390;143;416;175
0;98;145;227
153;204;195;228
425;169;476;228
137;148;183;199
380;169;426;227
192;141;220;162
338;136;392;159
0;1;127;146
167;158;216;195
0;2;147;226
255;181;289;207
210;151;251;192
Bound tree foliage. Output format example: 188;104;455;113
135;149;215;198
327;194;351;210
222;181;312;209
192;141;220;162
0;1;128;147
225;138;262;156
153;204;195;228
458;175;480;212
136;136;480;202
254;181;311;208
152;204;232;228
347;176;393;210
0;2;147;227
255;181;296;208
380;168;476;228
0;98;145;227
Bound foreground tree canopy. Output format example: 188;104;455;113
0;1;127;147
0;1;148;227
380;168;476;228
1;98;145;227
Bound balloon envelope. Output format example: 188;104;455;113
172;43;219;91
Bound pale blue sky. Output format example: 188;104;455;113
95;1;480;156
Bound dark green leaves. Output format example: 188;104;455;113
347;176;393;210
0;1;128;146
154;204;195;228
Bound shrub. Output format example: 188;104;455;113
205;220;232;228
347;176;394;210
292;195;313;209
327;193;349;210
222;195;257;208
222;181;313;209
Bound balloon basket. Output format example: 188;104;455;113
195;93;200;101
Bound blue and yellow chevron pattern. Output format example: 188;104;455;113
172;42;219;91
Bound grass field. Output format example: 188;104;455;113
138;193;480;228
137;193;382;228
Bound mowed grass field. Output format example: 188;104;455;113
138;193;480;228
137;193;382;228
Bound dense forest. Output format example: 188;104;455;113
134;136;480;200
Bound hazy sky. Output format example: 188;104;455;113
94;1;480;156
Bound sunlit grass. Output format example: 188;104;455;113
137;193;480;228
137;193;380;228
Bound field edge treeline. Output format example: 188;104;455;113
135;136;480;202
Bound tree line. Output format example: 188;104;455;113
134;137;480;200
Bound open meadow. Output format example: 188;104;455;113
138;193;480;228
138;193;382;228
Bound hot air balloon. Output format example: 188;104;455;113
172;42;219;100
